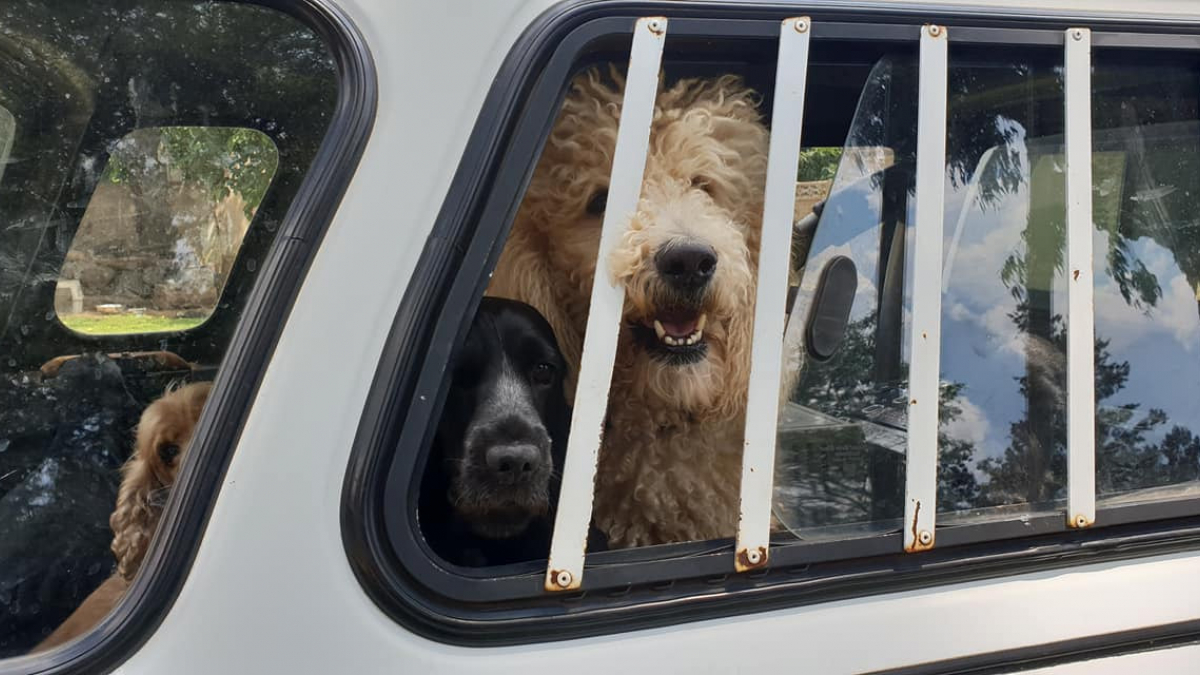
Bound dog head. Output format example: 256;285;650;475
519;67;768;415
434;297;570;541
110;380;212;580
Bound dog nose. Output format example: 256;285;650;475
485;444;543;482
655;243;717;291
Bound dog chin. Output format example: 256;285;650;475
464;508;541;540
451;484;550;539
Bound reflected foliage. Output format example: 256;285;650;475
0;0;336;658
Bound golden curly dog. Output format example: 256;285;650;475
36;381;211;651
489;67;777;548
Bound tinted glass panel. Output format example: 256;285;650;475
0;1;336;657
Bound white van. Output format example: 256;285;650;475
2;0;1200;673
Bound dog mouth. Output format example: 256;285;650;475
631;309;709;365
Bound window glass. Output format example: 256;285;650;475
56;127;278;335
0;0;336;658
778;48;1200;536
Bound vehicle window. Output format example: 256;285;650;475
0;0;337;658
358;11;1200;645
56;127;278;335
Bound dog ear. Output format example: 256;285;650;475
109;450;162;581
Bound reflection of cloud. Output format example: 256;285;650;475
1094;232;1200;353
943;393;991;447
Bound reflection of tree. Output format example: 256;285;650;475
788;314;981;518
971;306;1200;504
106;128;278;221
790;55;1200;521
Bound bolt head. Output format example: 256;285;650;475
647;18;665;34
928;25;942;37
794;19;809;33
918;530;933;546
555;570;573;587
1072;29;1084;41
746;549;762;565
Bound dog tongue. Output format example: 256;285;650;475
661;317;698;337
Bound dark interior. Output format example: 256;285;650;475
0;0;337;656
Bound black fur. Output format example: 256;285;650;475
420;298;605;567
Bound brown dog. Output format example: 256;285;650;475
489;68;777;548
35;381;212;651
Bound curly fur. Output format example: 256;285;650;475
110;380;212;580
36;381;211;651
489;67;776;547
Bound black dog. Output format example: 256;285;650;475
420;297;604;567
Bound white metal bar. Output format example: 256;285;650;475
734;16;812;573
544;16;666;592
1065;27;1096;529
902;24;948;553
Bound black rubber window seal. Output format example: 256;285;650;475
341;0;1200;660
2;1;377;673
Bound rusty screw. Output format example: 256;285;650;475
1072;29;1084;41
647;18;665;35
918;530;933;546
794;18;809;33
746;549;763;566
554;570;573;588
927;25;943;38
1073;514;1089;528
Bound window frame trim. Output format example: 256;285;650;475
0;0;377;672
341;0;1200;653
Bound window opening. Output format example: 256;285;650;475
56;127;278;336
391;11;1200;635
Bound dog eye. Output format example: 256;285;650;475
530;362;556;385
691;176;714;195
158;443;181;465
585;188;608;216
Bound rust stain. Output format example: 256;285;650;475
905;501;923;552
922;331;928;340
546;569;578;593
1073;269;1081;281
910;398;917;405
735;546;768;572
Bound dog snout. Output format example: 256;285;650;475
467;414;551;478
484;444;544;483
655;242;717;292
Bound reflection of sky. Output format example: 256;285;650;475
939;139;1200;472
796;171;884;321
1095;232;1200;436
940;167;1042;465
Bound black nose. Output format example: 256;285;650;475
655;243;717;291
485;444;543;483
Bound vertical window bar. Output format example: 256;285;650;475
903;24;948;553
734;16;812;573
544;16;666;592
1065;27;1097;529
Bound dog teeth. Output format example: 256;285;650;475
653;319;706;347
697;314;707;332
